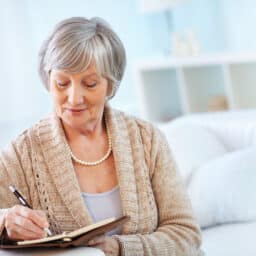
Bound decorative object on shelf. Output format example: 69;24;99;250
171;32;189;56
171;29;201;57
185;29;201;56
138;0;188;56
208;95;228;112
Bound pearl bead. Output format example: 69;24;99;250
67;116;112;166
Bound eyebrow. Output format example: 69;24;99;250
53;71;99;79
84;73;99;78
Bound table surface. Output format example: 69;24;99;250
0;247;105;256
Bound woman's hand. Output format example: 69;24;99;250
4;205;49;241
88;235;120;256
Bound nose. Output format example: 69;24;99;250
67;83;84;105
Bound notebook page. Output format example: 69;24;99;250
17;233;67;245
17;217;116;245
67;217;116;238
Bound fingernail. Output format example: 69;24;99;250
43;221;49;227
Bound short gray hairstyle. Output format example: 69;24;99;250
38;17;126;99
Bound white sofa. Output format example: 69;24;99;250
159;110;256;256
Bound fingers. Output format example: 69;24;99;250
93;244;108;253
88;236;107;253
15;206;49;229
88;235;106;245
92;244;118;256
5;223;45;241
14;215;46;236
5;205;49;241
88;236;119;256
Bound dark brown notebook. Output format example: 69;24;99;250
0;216;129;249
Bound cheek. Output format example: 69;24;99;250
94;91;107;103
49;88;65;107
89;86;108;105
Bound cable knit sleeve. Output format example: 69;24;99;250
114;127;202;256
0;132;33;237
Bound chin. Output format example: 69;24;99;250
63;113;95;129
59;109;100;130
63;117;85;128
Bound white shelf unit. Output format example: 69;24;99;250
135;53;256;122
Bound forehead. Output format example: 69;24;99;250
51;64;99;78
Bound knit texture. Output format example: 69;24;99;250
0;106;201;255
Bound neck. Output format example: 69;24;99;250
62;116;105;143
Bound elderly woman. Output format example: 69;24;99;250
0;17;201;255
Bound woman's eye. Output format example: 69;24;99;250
57;81;69;87
87;83;97;88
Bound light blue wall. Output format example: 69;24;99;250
22;0;229;119
220;0;256;51
172;0;256;53
172;0;226;53
1;0;256;126
1;0;256;148
19;0;173;117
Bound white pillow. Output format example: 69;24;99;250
188;146;256;228
160;122;227;185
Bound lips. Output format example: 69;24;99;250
69;109;84;112
65;108;86;113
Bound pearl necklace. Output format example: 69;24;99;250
67;117;112;166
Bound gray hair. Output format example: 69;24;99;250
38;17;126;99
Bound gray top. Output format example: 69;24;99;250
81;186;123;236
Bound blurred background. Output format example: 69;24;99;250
2;2;256;254
0;0;256;147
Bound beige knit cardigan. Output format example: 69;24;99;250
0;106;201;255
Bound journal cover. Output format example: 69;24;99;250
0;216;129;249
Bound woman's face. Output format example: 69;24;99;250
49;64;109;130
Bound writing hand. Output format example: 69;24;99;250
4;205;49;241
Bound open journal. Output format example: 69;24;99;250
0;216;129;249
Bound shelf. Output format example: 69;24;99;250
136;53;256;122
182;65;226;112
138;69;182;122
229;63;256;109
137;53;256;70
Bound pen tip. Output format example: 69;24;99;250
9;185;15;192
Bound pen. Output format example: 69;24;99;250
8;185;52;237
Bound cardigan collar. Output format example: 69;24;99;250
38;106;139;233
